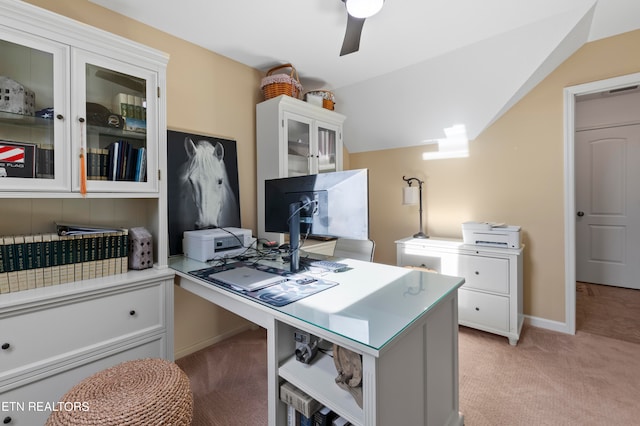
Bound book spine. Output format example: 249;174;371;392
114;93;129;118
0;237;8;294
32;234;45;288
24;235;36;290
121;229;129;274
95;232;104;279
3;236;19;292
41;233;52;287
74;235;83;282
13;235;28;291
59;234;74;284
50;233;61;286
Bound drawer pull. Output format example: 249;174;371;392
129;310;136;316
1;343;10;350
3;417;11;424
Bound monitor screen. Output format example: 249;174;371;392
264;169;370;241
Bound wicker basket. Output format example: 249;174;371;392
260;63;303;100
306;90;335;110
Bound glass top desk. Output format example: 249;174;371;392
170;255;465;426
169;255;464;353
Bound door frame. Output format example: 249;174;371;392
563;72;640;335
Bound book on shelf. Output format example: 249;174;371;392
36;144;54;179
300;413;313;426
287;405;300;426
56;222;125;236
279;382;322;419
0;229;130;293
313;406;335;426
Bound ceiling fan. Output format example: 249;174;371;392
340;0;384;56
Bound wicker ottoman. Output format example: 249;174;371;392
46;358;193;426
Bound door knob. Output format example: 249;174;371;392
577;211;585;217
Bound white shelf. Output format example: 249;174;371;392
279;352;363;426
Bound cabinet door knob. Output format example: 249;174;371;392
78;117;85;123
1;343;10;350
474;271;479;275
577;211;585;217
475;307;480;311
3;416;11;424
56;114;64;120
129;310;136;316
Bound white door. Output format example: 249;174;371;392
575;124;640;289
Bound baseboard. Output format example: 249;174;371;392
524;314;573;335
174;323;255;359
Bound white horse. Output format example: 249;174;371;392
180;137;240;229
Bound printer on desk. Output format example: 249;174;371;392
182;227;254;262
462;221;521;249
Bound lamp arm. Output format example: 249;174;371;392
402;176;423;189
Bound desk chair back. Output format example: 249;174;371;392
333;238;375;262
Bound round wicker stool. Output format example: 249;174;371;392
46;358;193;426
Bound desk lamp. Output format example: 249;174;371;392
402;176;428;239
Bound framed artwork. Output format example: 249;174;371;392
167;130;241;256
0;140;36;178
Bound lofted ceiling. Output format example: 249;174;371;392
89;0;640;153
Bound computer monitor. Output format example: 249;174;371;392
264;168;369;272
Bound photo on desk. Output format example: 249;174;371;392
167;130;241;256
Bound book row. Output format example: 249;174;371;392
0;231;129;294
87;141;146;182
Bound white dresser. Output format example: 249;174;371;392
0;269;174;425
396;237;523;345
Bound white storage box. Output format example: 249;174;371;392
0;76;35;117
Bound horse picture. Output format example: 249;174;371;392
167;131;241;255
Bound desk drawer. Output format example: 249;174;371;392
0;283;164;376
458;289;509;332
458;254;509;294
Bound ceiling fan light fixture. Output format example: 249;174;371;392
346;0;383;18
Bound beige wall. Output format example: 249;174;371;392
24;0;263;357
351;29;640;323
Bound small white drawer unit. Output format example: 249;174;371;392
0;269;174;425
396;237;524;345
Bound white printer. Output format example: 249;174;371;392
462;221;521;249
182;227;254;262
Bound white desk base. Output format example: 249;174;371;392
172;257;464;426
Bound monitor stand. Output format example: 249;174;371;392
288;201;301;273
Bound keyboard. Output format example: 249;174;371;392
302;259;349;272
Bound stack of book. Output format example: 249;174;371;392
280;382;343;426
0;225;129;294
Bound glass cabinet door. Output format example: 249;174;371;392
0;29;69;192
316;122;340;173
71;49;158;193
284;111;312;177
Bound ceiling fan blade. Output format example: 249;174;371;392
340;14;366;56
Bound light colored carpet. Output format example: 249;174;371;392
177;285;640;425
459;325;640;425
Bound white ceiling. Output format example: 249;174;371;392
89;0;640;153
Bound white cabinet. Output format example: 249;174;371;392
0;1;167;195
396;237;524;345
256;95;346;241
0;270;175;425
0;3;174;420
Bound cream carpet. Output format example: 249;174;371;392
177;285;640;425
